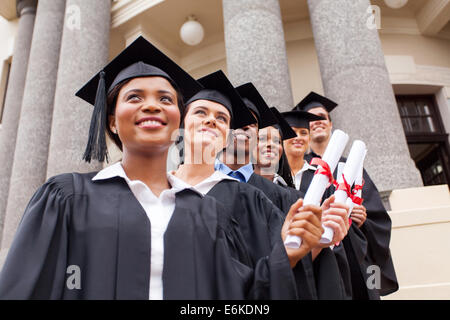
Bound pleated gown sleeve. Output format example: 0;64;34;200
208;180;298;299
246;175;321;299
358;170;398;296
248;174;351;300
333;165;398;298
322;159;398;298
0;174;73;299
0;172;154;300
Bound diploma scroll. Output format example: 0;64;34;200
320;140;367;243
346;151;366;214
284;130;349;249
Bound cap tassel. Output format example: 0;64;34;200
83;71;109;163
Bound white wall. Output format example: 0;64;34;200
0;15;18;125
384;185;450;300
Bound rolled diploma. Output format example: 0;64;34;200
341;163;354;213
346;150;366;214
337;162;345;185
321;140;367;243
354;150;366;200
322;162;344;244
345;197;355;215
284;129;349;248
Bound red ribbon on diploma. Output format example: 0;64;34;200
337;174;353;198
353;182;364;193
337;175;366;205
351;179;365;205
311;158;337;188
352;196;363;205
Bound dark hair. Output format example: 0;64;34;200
106;76;185;151
173;103;192;164
277;147;295;188
270;124;295;188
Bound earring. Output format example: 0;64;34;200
112;128;117;134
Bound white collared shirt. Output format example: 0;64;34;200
168;170;238;196
292;160;317;190
92;162;194;300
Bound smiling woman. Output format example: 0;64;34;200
108;77;181;160
106;76;186;153
171;71;331;300
181;99;231;166
281;110;325;191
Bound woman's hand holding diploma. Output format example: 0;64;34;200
282;198;324;268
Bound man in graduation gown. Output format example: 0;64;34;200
294;91;399;299
215;83;348;300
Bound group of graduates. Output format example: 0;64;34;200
0;36;398;300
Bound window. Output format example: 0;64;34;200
396;95;450;187
0;59;12;124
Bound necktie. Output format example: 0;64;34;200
228;171;245;182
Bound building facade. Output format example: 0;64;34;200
0;0;449;299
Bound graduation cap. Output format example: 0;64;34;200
281;110;325;129
235;83;278;129
75;36;202;163
293;91;338;114
185;70;256;129
269;107;297;140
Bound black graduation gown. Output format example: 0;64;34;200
270;163;350;299
299;167;315;195
246;173;347;300
272;177;336;299
207;179;298;299
0;172;261;300
248;172;301;214
304;152;399;299
245;174;318;299
346;171;398;298
301;153;353;299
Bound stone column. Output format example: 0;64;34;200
307;0;423;192
0;0;37;247
222;0;294;111
46;0;111;178
1;0;67;252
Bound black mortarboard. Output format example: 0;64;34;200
281;110;325;129
75;36;202;163
235;83;278;129
269;107;297;140
293;91;338;113
185;70;256;129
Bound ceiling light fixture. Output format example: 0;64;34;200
180;15;204;46
384;0;408;9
